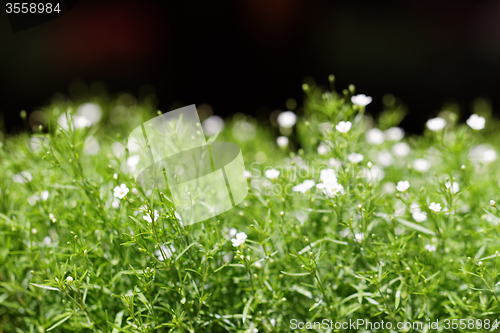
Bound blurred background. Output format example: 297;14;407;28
1;0;500;134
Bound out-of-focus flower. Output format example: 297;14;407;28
232;120;256;141
317;142;330;155
112;198;120;209
412;210;427;222
366;128;384;145
413;158;431;172
156;244;176;261
396;180;410;192
202;116;224;136
143;210;159;223
83;136;100;155
317;182;344;198
335;121;352;133
466;114;485;130
351;94;372;106
377;150;394;167
12;171;32;183
429;202;442;212
277;136;289;148
354;232;365;242
243;170;252;179
265;168;280;179
319;169;337;184
277;111;297;128
425;244;437;252
392;142;410;157
348;153;364;164
385;127;405;141
469;144;497;163
292;180;315;193
445;181;459;194
383;182;396;194
77;103;102;125
426;117;446;131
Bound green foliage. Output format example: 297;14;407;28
1;81;500;332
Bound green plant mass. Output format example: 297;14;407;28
2;79;500;332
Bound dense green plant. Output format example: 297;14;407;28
2;78;500;332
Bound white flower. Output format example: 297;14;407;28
469;144;497;163
317;142;330;155
112;198;120;209
265;168;280;179
228;227;238;238
143;210;159;223
277;136;289;148
292;180;315;193
127;155;141;172
77;103;102;125
392;142;410;157
113;184;129;199
43;236;52;245
156;244;176;261
445;181;459;194
385;127;405;141
424;244;437;252
243;170;252;179
12;171;32;183
66;276;74;284
277;111;297;128
491;200;496;207
40;190;49;201
429;202;442;212
328;158;342;168
335;121;352;133
316;182;344;198
319;169;337;184
466;114;485;130
348;153;364;164
383;182;396;194
412;210;427;222
426;117;446;131
231;232;248;247
31;228;37;234
351;94;372;106
364;166;385;182
413;158;431;172
377;150;394;167
49;213;55;220
202;116;224;136
366;128;384;145
354;232;365;242
27;195;38;206
396;180;410;192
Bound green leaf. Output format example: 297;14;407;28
47;313;74;331
111;310;125;333
242;295;254;324
175;242;198;262
397;219;436;235
30;283;60;291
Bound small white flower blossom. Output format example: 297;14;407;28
276;136;289;148
335;121;352;133
385;127;405;141
445;181;459;194
113;184;129;199
292;180;316;193
317;142;330;155
112;198;120;209
366;128;384;145
364;166;385;182
319;169;337;184
392;142;410;157
377;150;394;167
12;171;32;183
396;180;410;192
351;94;372;106
426;117;446;131
243;170;252;179
412;210;427;222
348;153;364;164
66;276;74;284
466;114;485;130
429;202;442;212
143;210;159;223
43;236;52;245
469;144;497;163
231;232;248;247
228;227;238;238
156;244;176;261
277;111;297;128
490;200;496;207
354;232;365;242
40;190;49;201
202;116;224;136
424;244;437;252
413;158;431;172
265;168;280;179
316;182;344;198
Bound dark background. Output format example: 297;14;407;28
2;0;500;133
